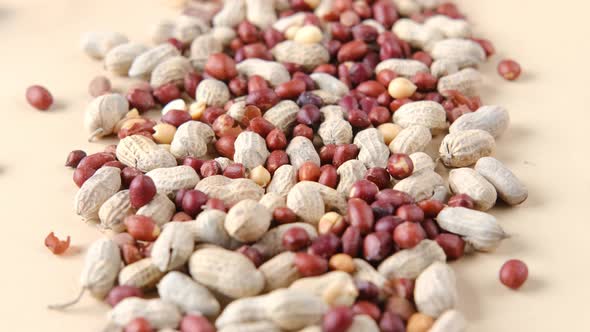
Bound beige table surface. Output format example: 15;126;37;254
1;0;589;330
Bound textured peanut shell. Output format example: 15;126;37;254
439;129;495;167
74;166;121;221
246;0;277;29
172;15;210;43
394;170;446;202
393;101;447;132
151;19;175;44
290;271;358;307
195;175;265;206
318;106;353;145
286;136;320;170
409;152;436;174
424;15;472;38
263;100;299;131
146;166;200;196
189;34;223;70
475;157;528;205
266;165;297;198
378;240;446;279
354;128;389;169
449;105;510;138
310;73;350;98
273;12;306;32
151;222;194;272
212;0;245;27
84;93;129;140
272;41;330;71
98;190;135;232
188;246;265;298
216;289;326;331
258;192;286;211
104;43;148;75
389;125;432;155
311;89;340;105
170;121;215;159
436;207;507;251
414;262;457;318
449;168;497;211
259;251;301;291
81;31;128;59
211;26;237;46
438;68;482;97
225;199;271;242
234;131;270;170
157;271;220;317
375;58;431;77
196;78;230;107
187;209;235;248
431;38;486;68
218;321;281;332
392;18;443;50
236;59;290;87
252;223;318;258
431;58;459;78
352;259;386;292
150;55;193;88
128;43;179;78
136;193;175;226
80;238;121;298
286;181;347;225
116;135;177;172
430;310;467;332
347;315;380;332
336;159;367;196
215;157;233;171
118;258;164;291
107;297;181;329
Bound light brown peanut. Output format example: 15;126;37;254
449;168;497;211
259;192;287;211
290;271;358;307
414;262;457;318
253;222;318;258
128;43;180;78
118;258;165;290
475;157;528;205
389;125;432;155
225;199;272;242
157;271;220;317
286;136;320;170
409;152;436;174
136;192;176;226
215;289;326;331
430;310;467;332
190;34;223;70
116;135;177;172
145;165;200;196
431;59;459;78
187;209;236;248
84;93;129;141
310;73;350;98
393;101;447;132
170;121;215;159
378;240;446;279
234;131;270;170
375;58;431;77
337;159;367;196
150;56;193;88
195;175;265;206
437;68;482;97
259;251;301;291
352;259;386;295
212;0;246;27
272;41;330;71
287;181;347;225
437;207;507;251
98;190;135;232
392;18;442;50
263;100;299;131
394;170;446;202
246;0;277;29
318;106;353;145
424;15;472;39
196;78;231;107
218;321;281;332
151;222;194;271
104;43;148;76
266;165;297;198
107;297;181;329
354;128;389;169
347;315;380;332
449;105;510;138
439;129;495;167
189;246;265;298
74;166;121;221
81;31;128;59
431;38;486;68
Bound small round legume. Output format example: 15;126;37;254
499;259;528;289
26;85;53;110
393;221;426;249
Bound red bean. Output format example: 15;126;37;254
26;85;54;110
363;231;393;262
499;259;528;289
421;218;440;240
448;193;475;209
322;306;354;332
127;88;155;112
333;144;359;167
376;189;414;207
223;163;245;179
205;198;226;212
298;162;321;182
125;317;153;332
393;221;426;249
371;200;395;220
266;150;290;174
435;233;465;260
200;160;221;178
205;53;238;81
349;179;379;203
341;226;362;257
379;312;406;332
121;167;143;189
77;152;116;170
385;296;416;321
498;59;522;81
273;207;297;225
153;83;181;104
184;72;202;99
387;153;414;180
65;150;87;168
73;166;96;187
129;175;156;209
182;190;208;217
124;215;160;242
396;204;425;222
364;167;391;190
282;227;311;251
180;314;215;332
106;285;143;307
347;198;374;235
162;109;192;127
294;252;328;277
375;216;404;233
308;233;341;258
355;279;380;302
353;301;382;321
297;104;321;127
318;165;339;188
237;245;264;267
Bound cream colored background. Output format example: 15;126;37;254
1;0;588;330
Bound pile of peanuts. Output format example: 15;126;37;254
50;0;530;331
